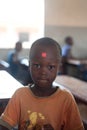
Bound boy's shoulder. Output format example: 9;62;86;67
57;87;74;100
14;84;35;94
15;85;29;92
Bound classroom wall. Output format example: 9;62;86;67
45;26;87;58
0;0;87;59
45;0;87;58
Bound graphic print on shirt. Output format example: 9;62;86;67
26;110;46;129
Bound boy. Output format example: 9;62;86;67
61;36;74;74
0;37;84;130
7;41;22;78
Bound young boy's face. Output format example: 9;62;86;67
29;45;60;88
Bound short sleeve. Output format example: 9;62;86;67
0;88;21;127
63;93;84;130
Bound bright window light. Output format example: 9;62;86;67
0;0;44;48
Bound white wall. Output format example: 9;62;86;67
1;0;87;59
45;0;87;27
45;0;87;58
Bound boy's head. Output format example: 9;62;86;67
29;37;61;88
65;36;73;46
29;37;61;60
15;41;22;52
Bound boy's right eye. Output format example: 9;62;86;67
33;64;41;69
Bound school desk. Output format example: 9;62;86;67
55;75;87;104
66;58;87;78
0;70;23;115
0;70;23;99
67;58;87;66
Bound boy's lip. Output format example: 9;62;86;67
38;78;48;81
37;78;48;82
37;80;48;85
38;76;48;80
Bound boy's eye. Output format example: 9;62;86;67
48;65;55;70
33;64;40;69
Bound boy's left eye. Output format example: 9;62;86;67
48;65;55;70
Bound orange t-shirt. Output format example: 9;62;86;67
0;85;84;130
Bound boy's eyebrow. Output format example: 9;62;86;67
41;52;47;58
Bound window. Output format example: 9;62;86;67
19;32;29;42
0;0;44;48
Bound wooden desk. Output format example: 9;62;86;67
0;60;10;72
66;59;87;79
67;59;87;66
0;70;23;115
0;70;23;99
55;75;87;104
67;59;81;66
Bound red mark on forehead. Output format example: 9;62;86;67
41;52;47;58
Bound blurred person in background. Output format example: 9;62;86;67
61;36;74;74
7;41;22;78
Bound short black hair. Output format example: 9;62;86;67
29;37;62;59
65;36;72;43
16;41;22;45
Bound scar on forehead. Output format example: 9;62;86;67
41;52;47;58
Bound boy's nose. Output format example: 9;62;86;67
41;67;47;75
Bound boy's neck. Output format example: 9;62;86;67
30;85;58;97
